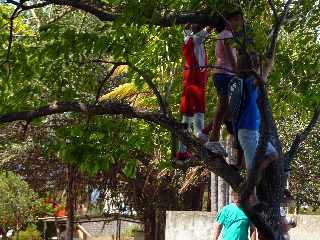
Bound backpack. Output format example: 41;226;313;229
228;75;245;135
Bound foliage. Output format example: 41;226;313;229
278;112;320;209
0;172;39;230
12;225;42;240
0;1;319;238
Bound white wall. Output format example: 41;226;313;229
165;211;214;240
165;211;320;240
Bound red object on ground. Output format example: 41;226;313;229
44;198;66;217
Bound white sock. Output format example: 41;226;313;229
193;112;204;136
179;115;193;153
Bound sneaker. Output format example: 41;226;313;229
205;141;228;156
195;131;208;143
174;151;192;166
175;151;192;161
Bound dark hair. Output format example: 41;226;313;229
213;10;242;33
214;16;227;33
191;24;204;34
225;10;243;20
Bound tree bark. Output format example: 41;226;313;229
66;166;76;240
210;173;218;213
218;177;227;210
144;211;156;240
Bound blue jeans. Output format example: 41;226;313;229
238;129;276;170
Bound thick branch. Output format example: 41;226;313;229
0;101;239;182
21;1;51;10
47;0;117;21
18;1;220;27
285;107;320;167
242;203;275;240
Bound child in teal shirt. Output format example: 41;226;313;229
213;191;256;240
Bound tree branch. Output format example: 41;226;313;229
20;1;51;11
267;0;293;59
16;1;221;27
242;202;275;240
0;100;239;183
95;64;121;103
6;6;20;63
0;100;278;235
285;107;320;168
47;0;117;21
128;63;168;116
267;0;279;21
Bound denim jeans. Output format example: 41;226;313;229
238;129;276;170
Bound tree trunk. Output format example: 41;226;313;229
183;186;203;210
144;211;156;240
218;177;226;210
255;88;285;240
66;166;76;240
211;173;218;213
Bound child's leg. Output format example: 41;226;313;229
260;143;279;171
239;129;279;172
204;96;228;156
178;114;193;158
238;129;259;171
193;112;208;142
193;84;208;142
209;96;228;141
205;74;232;156
193;112;204;135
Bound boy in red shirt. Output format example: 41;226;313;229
176;24;212;160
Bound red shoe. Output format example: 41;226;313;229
175;151;192;161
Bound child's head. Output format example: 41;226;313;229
191;24;204;34
231;190;240;204
225;10;243;31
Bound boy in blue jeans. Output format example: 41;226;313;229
237;56;278;177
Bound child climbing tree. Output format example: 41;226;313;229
0;1;319;240
176;24;212;161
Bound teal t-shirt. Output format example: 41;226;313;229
216;203;250;240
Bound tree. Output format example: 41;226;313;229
0;1;319;240
0;171;38;234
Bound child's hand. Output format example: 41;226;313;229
185;23;192;30
206;26;214;33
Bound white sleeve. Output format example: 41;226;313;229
194;28;209;42
183;30;193;43
280;207;286;217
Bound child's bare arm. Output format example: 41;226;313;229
213;222;222;240
225;43;237;71
206;26;214;33
250;225;257;240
